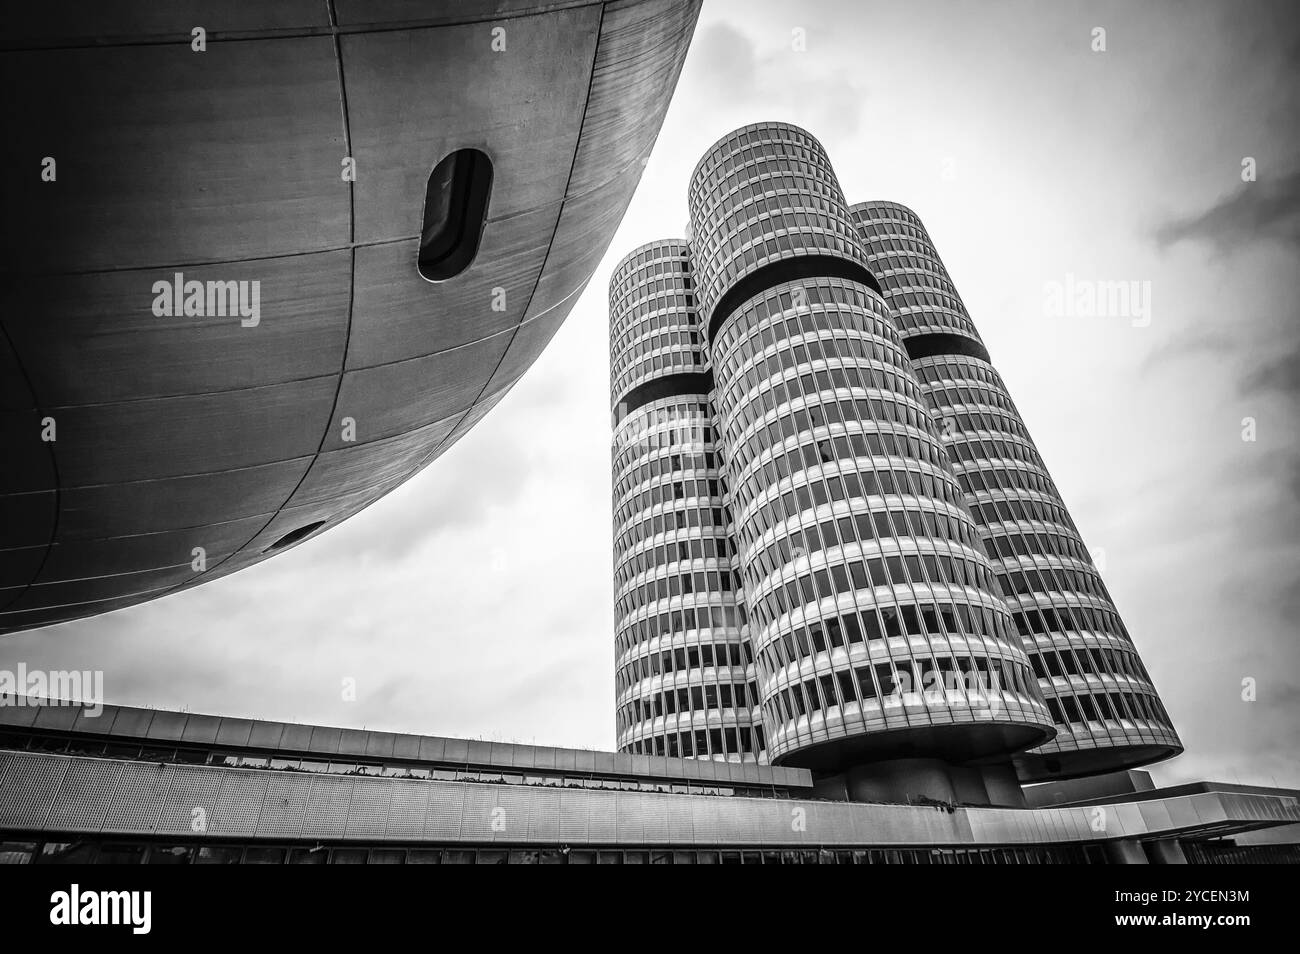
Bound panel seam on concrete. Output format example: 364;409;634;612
0;2;603;53
222;0;360;561
124;0;362;607
17;277;590;414
425;3;607;466
15;201;576;277
0;319;60;614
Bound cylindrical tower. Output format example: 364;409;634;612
688;124;1054;772
610;240;764;762
849;200;1182;781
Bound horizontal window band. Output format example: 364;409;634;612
903;332;991;363
613;371;716;418
706;255;884;342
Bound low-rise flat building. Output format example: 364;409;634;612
1;700;1295;864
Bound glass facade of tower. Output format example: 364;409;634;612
609;124;1178;785
849;200;1182;780
610;241;763;762
708;275;1053;768
687;125;1052;770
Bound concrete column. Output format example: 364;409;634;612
979;763;1027;808
1144;839;1188;864
1104;839;1150;864
845;759;959;804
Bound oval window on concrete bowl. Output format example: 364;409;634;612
266;520;326;553
417;148;493;282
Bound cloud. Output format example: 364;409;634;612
693;22;759;93
1242;338;1300;402
1137;325;1236;374
1155;169;1300;251
306;369;577;565
687;21;868;138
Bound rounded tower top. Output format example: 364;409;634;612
608;240;704;414
686;122;880;342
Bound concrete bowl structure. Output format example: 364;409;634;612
0;0;702;634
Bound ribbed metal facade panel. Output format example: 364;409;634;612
213;771;270;835
43;757;119;832
2;752;1296;846
256;774;312;838
345;779;394;838
0;752;70;830
304;775;353;839
102;760;170;833
423;785;466;840
384;782;429;840
155;764;224;836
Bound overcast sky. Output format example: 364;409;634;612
4;0;1297;789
